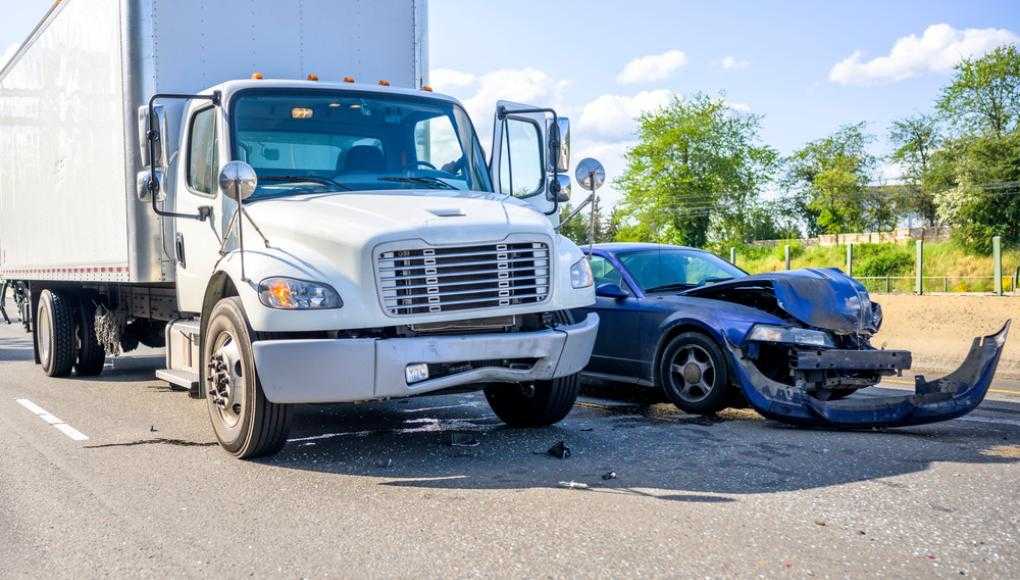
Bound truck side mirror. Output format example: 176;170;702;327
138;104;169;168
547;174;571;203
219;161;258;201
547;117;570;173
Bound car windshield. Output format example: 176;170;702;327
618;249;746;292
230;89;493;200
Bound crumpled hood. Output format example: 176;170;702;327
243;190;552;248
684;268;878;335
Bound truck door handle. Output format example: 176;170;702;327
175;233;186;268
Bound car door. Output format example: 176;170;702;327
174;103;227;313
582;253;646;380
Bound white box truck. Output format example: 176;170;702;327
0;0;599;458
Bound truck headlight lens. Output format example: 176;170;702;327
748;324;834;348
258;277;343;310
570;258;594;288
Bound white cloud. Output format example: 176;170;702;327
719;56;749;70
431;67;571;149
1;43;18;70
829;23;1018;85
578;89;674;141
616;50;687;84
429;68;476;92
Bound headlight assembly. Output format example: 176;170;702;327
748;324;834;348
258;277;343;310
570;258;594;289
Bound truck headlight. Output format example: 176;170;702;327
748;324;834;348
570;258;594;288
258;277;343;310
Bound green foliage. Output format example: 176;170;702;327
853;243;914;276
888;114;941;225
938;45;1020;137
782;123;895;235
614;93;779;248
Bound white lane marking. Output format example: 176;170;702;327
955;415;1020;428
15;399;90;441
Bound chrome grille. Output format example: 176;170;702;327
376;240;551;316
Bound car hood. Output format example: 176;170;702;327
683;268;878;335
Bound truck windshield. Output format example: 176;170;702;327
230;89;493;199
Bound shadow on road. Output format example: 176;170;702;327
0;333;34;362
262;386;1020;500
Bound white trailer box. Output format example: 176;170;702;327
0;0;427;283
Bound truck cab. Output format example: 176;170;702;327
153;80;598;457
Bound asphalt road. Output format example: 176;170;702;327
1;319;1019;578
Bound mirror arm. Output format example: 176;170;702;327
497;105;562;216
146;91;222;222
554;193;594;231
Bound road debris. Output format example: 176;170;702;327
449;432;480;447
558;481;590;490
547;440;571;459
601;471;617;481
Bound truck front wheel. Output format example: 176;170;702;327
203;297;291;459
37;289;77;377
484;373;580;427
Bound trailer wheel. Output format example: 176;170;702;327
74;299;106;376
37;290;77;377
203;297;291;459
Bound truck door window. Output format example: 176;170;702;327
187;107;219;195
499;118;543;197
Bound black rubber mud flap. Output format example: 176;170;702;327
729;320;1011;428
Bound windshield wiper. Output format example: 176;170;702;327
378;176;457;190
644;282;696;293
697;276;735;287
259;176;351;190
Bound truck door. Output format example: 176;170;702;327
174;103;227;314
489;101;569;220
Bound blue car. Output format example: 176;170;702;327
572;243;1010;428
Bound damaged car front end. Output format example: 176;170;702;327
686;268;1012;428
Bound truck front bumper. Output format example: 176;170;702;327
251;313;599;404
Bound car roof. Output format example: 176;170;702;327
587;242;703;254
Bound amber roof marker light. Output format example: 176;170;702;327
343;76;355;83
306;73;319;81
251;72;264;80
377;79;391;86
421;84;433;92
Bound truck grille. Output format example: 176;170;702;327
376;240;551;316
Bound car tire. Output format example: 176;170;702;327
74;298;106;376
204;297;291;459
37;289;77;378
658;331;732;415
484;372;580;427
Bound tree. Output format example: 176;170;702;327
889;114;941;225
938;45;1020;138
557;202;589;245
614;93;778;248
783;123;893;235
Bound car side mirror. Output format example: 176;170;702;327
596;282;629;299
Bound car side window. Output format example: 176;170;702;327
188;107;218;195
590;255;624;287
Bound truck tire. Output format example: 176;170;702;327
37;290;77;377
203;297;291;459
484;373;581;427
658;331;733;415
74;299;106;376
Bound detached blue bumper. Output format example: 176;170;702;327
729;321;1011;428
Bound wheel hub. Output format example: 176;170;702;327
207;333;245;427
682;362;702;385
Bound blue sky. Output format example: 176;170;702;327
3;1;1018;206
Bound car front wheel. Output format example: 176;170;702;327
658;331;733;415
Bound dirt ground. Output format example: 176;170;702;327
873;294;1019;380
